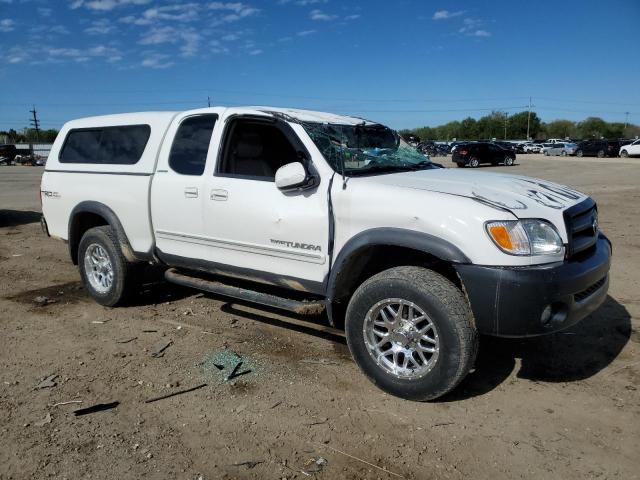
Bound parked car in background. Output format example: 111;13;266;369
452;141;516;167
540;143;554;155
0;144;18;165
544;143;578;156
575;139;620;158
493;141;517;152
523;142;542;153
619;139;640;158
401;133;421;146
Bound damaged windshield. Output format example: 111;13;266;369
301;122;434;176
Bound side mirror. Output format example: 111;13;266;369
275;162;316;191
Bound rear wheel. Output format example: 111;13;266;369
576;149;583;157
78;226;136;307
620;150;629;158
468;157;479;168
345;267;478;401
597;149;606;158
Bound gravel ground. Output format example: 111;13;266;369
0;154;638;479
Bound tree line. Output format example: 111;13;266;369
402;112;640;141
0;128;60;144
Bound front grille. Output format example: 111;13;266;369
574;276;606;302
564;198;598;259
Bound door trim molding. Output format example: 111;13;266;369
155;230;326;264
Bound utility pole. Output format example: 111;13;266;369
624;111;629;136
504;112;507;140
29;106;40;142
526;96;532;140
207;96;211;107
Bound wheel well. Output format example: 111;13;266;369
69;212;109;264
329;245;461;329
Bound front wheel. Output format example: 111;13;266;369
78;226;136;307
345;267;478;401
597;149;606;158
576;149;583;157
620;150;629;158
561;151;567;156
504;156;514;166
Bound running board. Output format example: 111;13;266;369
164;268;326;316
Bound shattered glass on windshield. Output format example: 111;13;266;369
301;122;435;176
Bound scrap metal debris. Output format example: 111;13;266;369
51;400;83;407
34;296;56;306
35;374;58;389
232;460;264;469
116;337;137;344
150;340;172;358
73;401;120;416
302;457;328;475
144;383;208;404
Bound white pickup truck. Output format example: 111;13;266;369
41;107;611;400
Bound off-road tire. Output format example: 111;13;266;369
345;266;478;401
78;226;136;307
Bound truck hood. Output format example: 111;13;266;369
367;168;588;236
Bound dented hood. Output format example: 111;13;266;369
367;168;588;238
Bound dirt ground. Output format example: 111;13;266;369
1;155;639;480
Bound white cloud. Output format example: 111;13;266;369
248;48;262;55
141;52;174;69
278;0;327;5
37;7;53;17
310;9;336;21
296;29;315;36
458;18;491;37
138;25;203;57
432;10;465;20
344;14;360;20
0;18;15;32
85;18;116;35
470;29;491;37
71;0;151;11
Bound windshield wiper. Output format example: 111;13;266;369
347;163;418;176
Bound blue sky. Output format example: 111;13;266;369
1;0;639;131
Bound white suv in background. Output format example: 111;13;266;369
620;139;640;157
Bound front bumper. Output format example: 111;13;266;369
455;234;611;337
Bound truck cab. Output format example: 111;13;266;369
41;106;612;401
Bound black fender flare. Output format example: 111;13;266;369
68;201;138;264
325;227;471;303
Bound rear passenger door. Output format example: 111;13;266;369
150;111;221;261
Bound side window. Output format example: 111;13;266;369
169;115;217;176
60;125;150;164
217;119;299;181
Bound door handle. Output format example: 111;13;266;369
211;189;229;201
184;187;198;198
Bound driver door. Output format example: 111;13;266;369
201;114;330;291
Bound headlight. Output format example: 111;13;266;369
486;219;564;256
